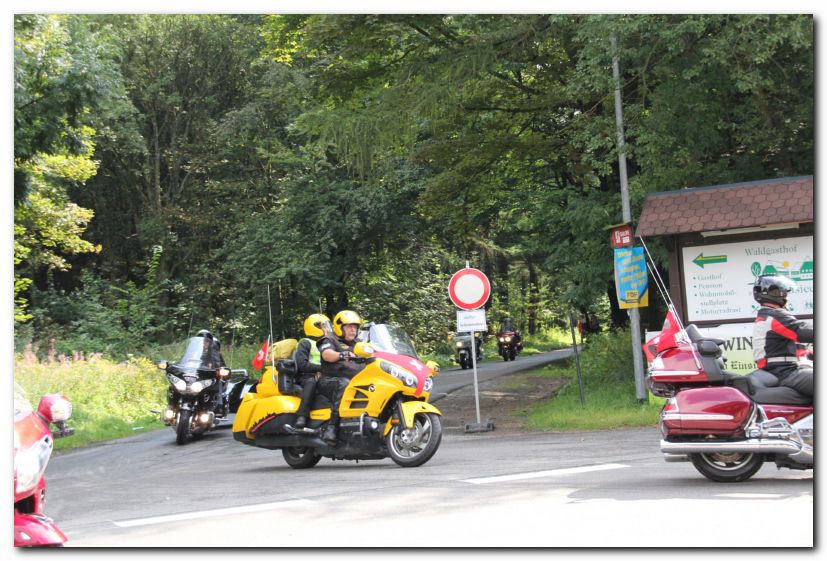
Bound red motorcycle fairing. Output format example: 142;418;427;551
649;346;710;384
663;386;753;435
14;513;68;547
762;403;813;425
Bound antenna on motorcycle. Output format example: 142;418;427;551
318;298;323;314
187;309;194;338
267;284;275;369
639;237;702;369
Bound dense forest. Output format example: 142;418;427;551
13;14;813;357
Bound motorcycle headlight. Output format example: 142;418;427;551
190;379;215;393
380;362;418;388
505;336;512;342
456;342;463;348
167;372;186;392
14;435;53;495
423;377;433;392
499;337;505;342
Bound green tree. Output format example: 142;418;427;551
13;15;113;322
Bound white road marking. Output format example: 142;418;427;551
113;499;313;527
460;463;629;485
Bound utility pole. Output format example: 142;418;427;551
612;34;647;402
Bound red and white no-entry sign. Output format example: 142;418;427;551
448;268;491;310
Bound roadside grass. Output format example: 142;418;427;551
520;327;576;354
521;329;663;431
14;349;167;451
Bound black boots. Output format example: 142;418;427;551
294;415;307;430
321;424;338;444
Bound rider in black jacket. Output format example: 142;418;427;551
752;275;813;398
317;310;366;443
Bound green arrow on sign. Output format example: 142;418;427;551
693;253;728;268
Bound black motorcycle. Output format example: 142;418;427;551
452;332;483;369
495;320;523;362
157;332;249;444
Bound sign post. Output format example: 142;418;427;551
448;265;494;433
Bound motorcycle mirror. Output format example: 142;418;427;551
37;394;72;424
426;360;440;375
353;342;375;358
157;360;168;370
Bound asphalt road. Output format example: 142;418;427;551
36;348;813;550
430;347;575;401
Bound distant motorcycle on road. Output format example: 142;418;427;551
157;330;248;444
495;319;522;362
452;332;483;369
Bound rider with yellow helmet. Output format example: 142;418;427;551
285;313;333;433
317;310;365;443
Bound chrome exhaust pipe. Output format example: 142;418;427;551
661;438;802;456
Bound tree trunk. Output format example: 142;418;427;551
527;261;538;334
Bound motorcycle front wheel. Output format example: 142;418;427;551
282;447;322;469
689;451;764;482
175;410;191;445
386;412;442;468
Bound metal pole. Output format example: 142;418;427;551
470;331;482;424
569;312;586;406
612;34;647;402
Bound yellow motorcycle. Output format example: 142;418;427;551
232;324;443;468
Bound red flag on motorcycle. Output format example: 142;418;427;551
252;338;269;370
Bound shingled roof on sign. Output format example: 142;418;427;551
635;176;813;238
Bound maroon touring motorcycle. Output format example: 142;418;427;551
647;316;812;482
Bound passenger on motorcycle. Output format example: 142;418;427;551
317;310;366;443
286;313;333;433
753;275;813;398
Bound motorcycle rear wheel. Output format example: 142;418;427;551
175;410;191;445
282;446;322;469
689;451;764;482
386;412;442;468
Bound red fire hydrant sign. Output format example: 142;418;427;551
448;268;491;310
